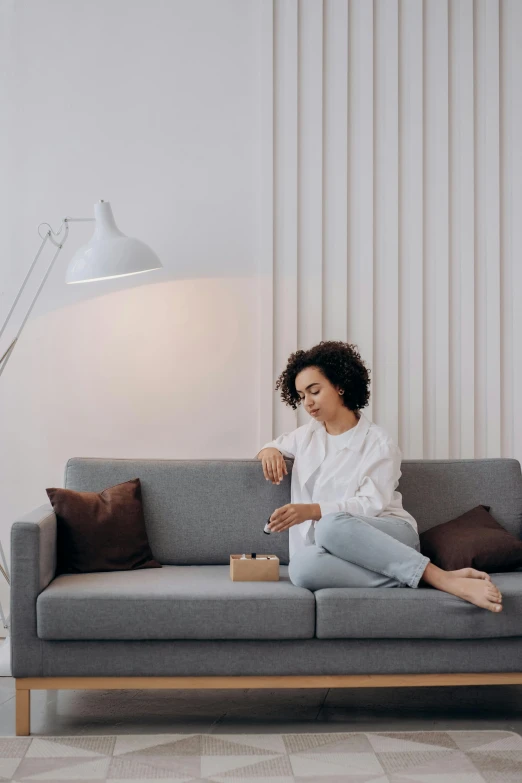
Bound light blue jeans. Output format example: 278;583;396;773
288;512;431;590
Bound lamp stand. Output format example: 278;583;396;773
1;201;162;679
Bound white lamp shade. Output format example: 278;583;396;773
65;200;163;284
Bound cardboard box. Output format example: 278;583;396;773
230;554;280;581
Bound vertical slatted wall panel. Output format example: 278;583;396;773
374;0;399;443
297;0;324;425
273;0;298;435
348;0;374;421
257;0;274;451
475;0;502;458
424;0;450;458
261;0;522;464
449;0;475;458
399;0;424;457
323;0;349;361
502;0;522;462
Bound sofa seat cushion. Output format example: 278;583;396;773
315;573;522;639
36;565;315;641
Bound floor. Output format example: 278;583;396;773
2;677;522;737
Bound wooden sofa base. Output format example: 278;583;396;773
15;673;522;736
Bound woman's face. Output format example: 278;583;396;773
295;368;343;420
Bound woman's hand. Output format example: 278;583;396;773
268;503;312;532
260;448;288;484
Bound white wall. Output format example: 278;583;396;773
1;0;522;615
0;0;265;620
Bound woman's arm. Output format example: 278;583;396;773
314;441;402;520
255;429;298;459
309;503;322;521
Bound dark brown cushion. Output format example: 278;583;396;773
419;504;522;572
46;478;162;575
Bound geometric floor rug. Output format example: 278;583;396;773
0;730;521;782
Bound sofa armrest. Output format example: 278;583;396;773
11;503;57;677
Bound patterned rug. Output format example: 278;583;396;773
1;730;521;781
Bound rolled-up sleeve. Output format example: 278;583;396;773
255;430;298;459
318;441;402;519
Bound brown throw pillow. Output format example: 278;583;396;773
419;504;522;572
46;478;162;575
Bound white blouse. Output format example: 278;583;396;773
256;410;418;559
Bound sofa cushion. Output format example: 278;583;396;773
36;565;315;641
314;572;522;639
419;504;522;572
46;478;161;575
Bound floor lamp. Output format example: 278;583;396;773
0;199;163;675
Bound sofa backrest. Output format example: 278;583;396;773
64;457;522;565
399;458;522;540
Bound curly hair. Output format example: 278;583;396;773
275;340;371;413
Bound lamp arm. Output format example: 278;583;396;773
0;216;95;380
0;340;16;370
0;231;51;345
0;213;96;632
0;227;66;379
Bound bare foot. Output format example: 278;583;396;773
450;567;492;582
421;565;503;612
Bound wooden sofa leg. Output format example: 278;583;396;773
15;686;30;736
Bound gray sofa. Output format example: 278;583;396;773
11;455;522;735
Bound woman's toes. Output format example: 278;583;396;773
461;568;492;581
487;586;502;602
472;568;491;580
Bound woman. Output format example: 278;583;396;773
257;340;503;613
